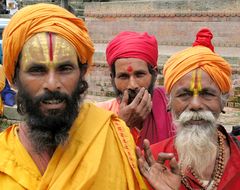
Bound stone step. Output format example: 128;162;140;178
93;43;240;70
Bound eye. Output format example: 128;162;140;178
57;64;75;73
27;66;46;75
177;91;193;98
199;91;216;98
135;72;146;78
117;74;129;80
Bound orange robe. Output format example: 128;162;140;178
0;103;148;190
0;65;5;116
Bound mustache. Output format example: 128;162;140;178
127;89;140;100
119;89;140;104
177;110;216;126
33;91;69;104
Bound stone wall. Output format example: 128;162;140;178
84;0;240;107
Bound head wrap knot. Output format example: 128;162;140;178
3;3;94;84
106;31;158;67
192;28;214;52
163;28;231;94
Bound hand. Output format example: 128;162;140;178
119;87;152;129
136;139;181;190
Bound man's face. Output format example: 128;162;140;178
169;69;223;176
16;33;85;151
18;32;80;116
169;69;222;124
113;58;153;104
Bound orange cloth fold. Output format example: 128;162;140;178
0;65;5;115
0;103;147;189
3;3;94;85
163;46;232;94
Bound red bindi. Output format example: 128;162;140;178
127;65;133;73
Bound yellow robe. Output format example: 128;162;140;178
0;65;5;115
0;103;147;190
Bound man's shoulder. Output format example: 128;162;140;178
95;98;120;113
0;124;16;141
0;124;17;161
153;86;167;94
152;86;168;103
78;102;122;125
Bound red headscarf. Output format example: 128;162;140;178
106;31;158;67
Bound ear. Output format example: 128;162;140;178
166;94;171;112
110;72;114;79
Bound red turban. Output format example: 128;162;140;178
106;31;158;67
192;28;214;52
163;28;232;94
3;3;94;84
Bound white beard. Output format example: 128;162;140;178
174;110;218;178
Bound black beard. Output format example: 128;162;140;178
16;79;87;153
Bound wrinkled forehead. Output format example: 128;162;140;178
20;32;78;66
171;69;220;93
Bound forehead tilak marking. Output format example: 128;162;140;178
127;64;133;73
49;32;53;62
190;69;202;96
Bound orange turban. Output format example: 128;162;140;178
3;3;94;84
163;28;232;94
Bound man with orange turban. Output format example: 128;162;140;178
97;31;175;149
136;28;240;190
0;4;147;190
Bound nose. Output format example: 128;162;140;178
43;71;61;92
127;76;139;90
188;95;204;112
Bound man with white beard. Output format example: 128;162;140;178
136;28;240;190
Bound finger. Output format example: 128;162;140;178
136;90;151;113
130;87;145;106
143;139;155;165
136;146;143;159
169;157;180;175
120;90;129;108
137;157;150;177
157;152;174;165
136;147;151;176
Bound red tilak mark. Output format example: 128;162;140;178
127;65;133;73
49;32;53;62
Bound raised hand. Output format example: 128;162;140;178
136;139;181;190
119;87;152;129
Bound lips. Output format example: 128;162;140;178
186;119;208;126
40;99;66;110
42;99;64;104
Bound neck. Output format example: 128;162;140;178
18;122;54;175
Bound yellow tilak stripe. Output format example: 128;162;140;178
197;69;202;91
190;70;196;91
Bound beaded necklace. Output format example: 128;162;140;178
181;130;225;190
